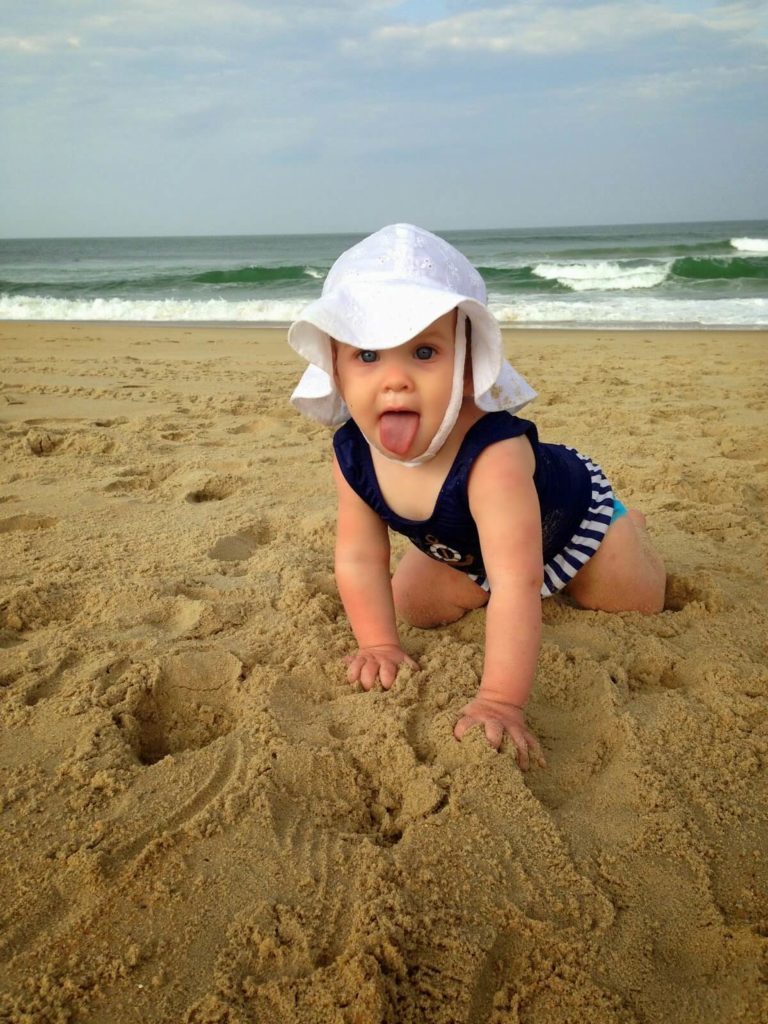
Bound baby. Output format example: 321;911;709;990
288;224;665;769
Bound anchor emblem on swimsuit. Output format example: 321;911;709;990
424;534;474;568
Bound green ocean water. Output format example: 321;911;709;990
1;220;767;326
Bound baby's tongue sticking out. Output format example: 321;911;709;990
379;411;420;455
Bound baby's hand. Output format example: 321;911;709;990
344;645;419;691
454;696;546;770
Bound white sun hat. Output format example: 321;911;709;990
288;223;536;462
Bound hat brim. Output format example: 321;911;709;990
288;281;472;374
289;281;536;426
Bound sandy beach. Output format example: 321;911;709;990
1;320;766;1023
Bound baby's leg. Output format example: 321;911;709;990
565;509;665;614
392;546;489;628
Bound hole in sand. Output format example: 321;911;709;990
208;534;257;561
122;650;243;765
185;476;241;503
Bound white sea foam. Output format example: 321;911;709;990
3;289;765;329
0;294;306;323
730;237;768;253
532;260;670;292
489;296;768;327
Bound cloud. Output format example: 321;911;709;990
557;60;768;107
1;1;766;235
0;33;81;55
358;1;767;58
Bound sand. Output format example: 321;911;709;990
0;320;766;1024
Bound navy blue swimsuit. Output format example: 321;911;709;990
333;412;616;596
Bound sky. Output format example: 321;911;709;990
1;0;767;237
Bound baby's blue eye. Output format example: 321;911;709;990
415;345;435;360
358;350;378;363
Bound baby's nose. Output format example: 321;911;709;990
382;361;412;391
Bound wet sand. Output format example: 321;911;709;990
1;321;766;1023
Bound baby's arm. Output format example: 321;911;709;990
332;456;417;689
454;436;546;768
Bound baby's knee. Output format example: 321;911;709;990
392;577;422;625
393;586;457;628
566;514;666;614
643;558;667;614
633;572;666;614
397;606;444;629
392;551;488;627
631;520;666;613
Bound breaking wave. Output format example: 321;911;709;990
730;237;768;253
0;294;307;323
532;261;671;292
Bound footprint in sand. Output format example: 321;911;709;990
62;431;115;455
104;465;174;494
620;638;687;692
0;513;57;533
23;649;125;707
136;592;210;638
208;521;274;561
115;649;245;765
0;654;252;963
267;676;447;848
226;413;289;437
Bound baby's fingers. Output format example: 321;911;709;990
372;654;417;689
358;656;386;690
379;654;418;689
508;728;547;771
453;713;476;742
345;654;374;688
484;719;504;750
343;654;397;690
453;714;503;749
377;659;399;689
454;717;545;768
510;728;530;770
344;654;362;682
524;729;548;770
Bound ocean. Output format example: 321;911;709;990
1;220;767;328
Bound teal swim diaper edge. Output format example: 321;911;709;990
611;498;628;523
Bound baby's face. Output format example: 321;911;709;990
333;310;458;460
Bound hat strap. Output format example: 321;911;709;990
365;311;468;468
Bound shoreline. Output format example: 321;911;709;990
2;320;766;348
2;318;767;333
1;320;766;1022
